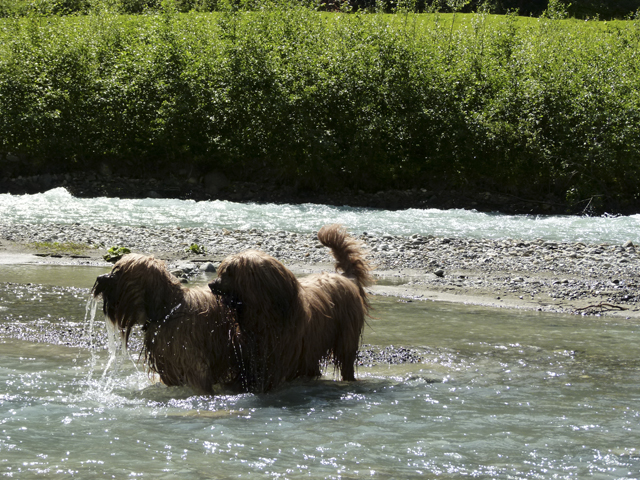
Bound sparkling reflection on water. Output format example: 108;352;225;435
1;269;640;478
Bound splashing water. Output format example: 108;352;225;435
103;319;124;377
2;187;640;244
82;293;144;395
82;295;100;380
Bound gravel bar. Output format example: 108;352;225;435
2;222;639;318
2;222;640;373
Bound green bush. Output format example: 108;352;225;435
0;0;29;17
1;4;639;211
103;246;131;262
0;0;221;17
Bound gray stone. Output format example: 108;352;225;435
204;171;230;195
200;262;217;273
39;173;53;190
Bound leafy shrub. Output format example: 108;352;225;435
185;243;206;254
103;246;131;262
1;4;640;212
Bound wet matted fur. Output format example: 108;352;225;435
92;254;241;393
209;224;374;393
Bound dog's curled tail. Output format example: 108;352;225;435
317;224;374;288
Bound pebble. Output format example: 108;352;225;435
200;262;217;272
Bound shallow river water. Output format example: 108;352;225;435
1;267;639;478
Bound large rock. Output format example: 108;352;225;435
204;171;230;195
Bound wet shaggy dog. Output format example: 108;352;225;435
92;254;242;394
209;224;374;393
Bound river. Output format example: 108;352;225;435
1;187;640;244
1;190;639;478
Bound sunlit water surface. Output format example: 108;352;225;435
1;267;640;478
2;188;640;244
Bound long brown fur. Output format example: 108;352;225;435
92;254;242;394
209;224;373;393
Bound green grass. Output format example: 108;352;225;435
1;4;640;212
31;241;91;255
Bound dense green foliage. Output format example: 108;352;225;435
1;4;639;211
438;0;640;19
0;0;214;17
2;0;640;19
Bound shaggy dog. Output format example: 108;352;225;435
92;254;242;394
209;224;373;393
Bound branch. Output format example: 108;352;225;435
573;303;628;315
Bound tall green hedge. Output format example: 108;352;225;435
1;5;639;210
2;0;640;18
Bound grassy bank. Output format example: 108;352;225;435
1;5;639;212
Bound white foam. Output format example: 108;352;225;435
1;188;639;244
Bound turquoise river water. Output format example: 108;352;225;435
1;266;639;478
1;190;640;478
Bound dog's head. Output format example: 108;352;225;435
92;270;118;321
92;253;183;343
209;250;301;329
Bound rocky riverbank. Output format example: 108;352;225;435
1;222;639;318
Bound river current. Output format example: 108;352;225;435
1;187;640;244
1;189;640;478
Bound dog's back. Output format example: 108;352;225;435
296;224;374;381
